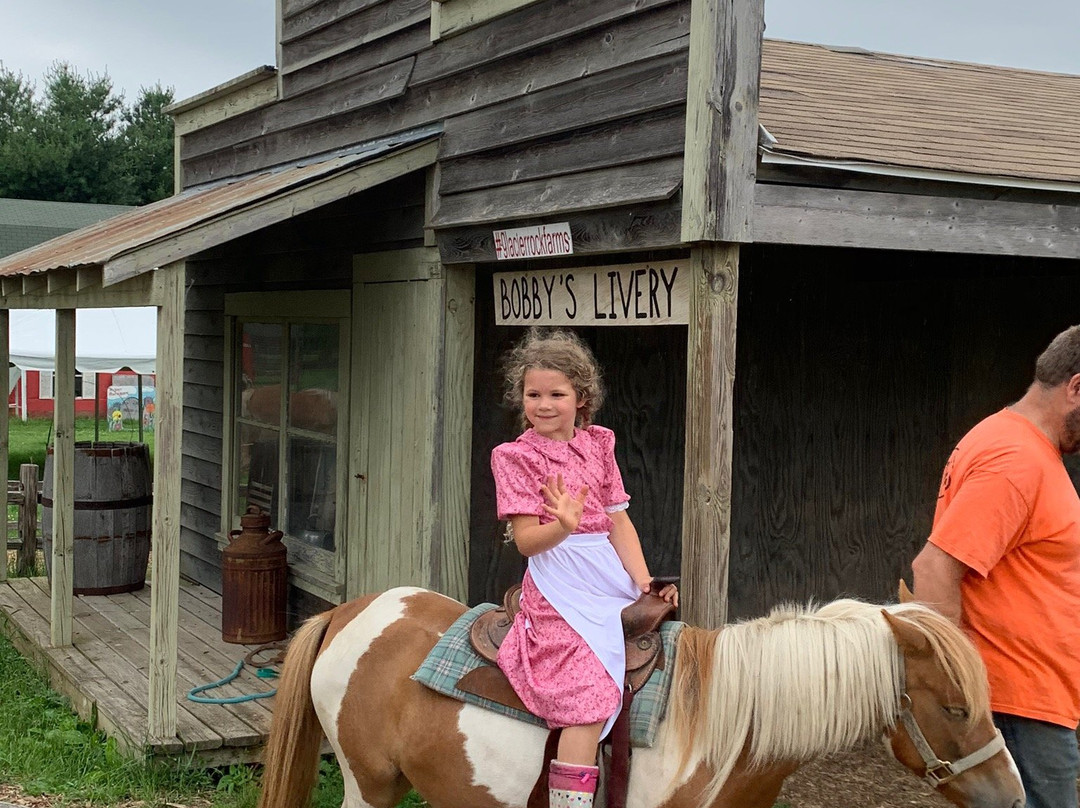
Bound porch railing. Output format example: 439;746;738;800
5;463;41;577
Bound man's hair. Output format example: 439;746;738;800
1034;325;1080;387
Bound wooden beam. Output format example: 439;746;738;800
424;163;440;248
0;309;7;583
105;138;439;287
75;267;102;292
431;158;683;229
50;309;76;647
22;274;47;296
354;247;441;284
753;183;1080;260
681;0;764;243
436;199;683;264
433;0;542;40
0;272;159;310
46;269;77;294
680;244;738;628
148;262;186;740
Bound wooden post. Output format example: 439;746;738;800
51;308;76;647
680;244;739;629
681;0;764;243
148;263;185;740
678;0;761;626
438;264;475;601
0;308;7;583
17;464;39;577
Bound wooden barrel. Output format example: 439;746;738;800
42;442;153;595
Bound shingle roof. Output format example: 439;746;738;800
0;198;132;259
760;39;1080;185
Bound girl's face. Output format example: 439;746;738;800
522;368;583;441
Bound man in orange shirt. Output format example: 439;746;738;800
913;325;1080;808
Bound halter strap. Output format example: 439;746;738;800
896;658;1007;788
898;695;1007;787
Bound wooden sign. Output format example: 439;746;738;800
494;261;688;326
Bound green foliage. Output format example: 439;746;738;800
122;84;177;204
0;634;213;805
0;61;174;205
313;757;346;808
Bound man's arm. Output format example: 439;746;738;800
911;542;970;624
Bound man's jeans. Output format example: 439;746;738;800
994;712;1079;808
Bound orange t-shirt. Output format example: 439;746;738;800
930;408;1080;728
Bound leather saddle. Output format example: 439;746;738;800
466;583;675;702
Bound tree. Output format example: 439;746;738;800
121;85;176;205
0;62;175;205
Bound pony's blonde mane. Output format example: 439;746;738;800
667;599;988;805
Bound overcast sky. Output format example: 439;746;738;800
0;0;1078;103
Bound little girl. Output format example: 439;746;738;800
491;328;677;808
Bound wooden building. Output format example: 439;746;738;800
1;0;1079;755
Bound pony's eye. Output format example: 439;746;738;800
943;705;969;720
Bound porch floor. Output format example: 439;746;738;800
0;576;276;766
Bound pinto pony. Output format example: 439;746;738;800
257;587;1024;808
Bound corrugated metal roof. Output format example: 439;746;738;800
760;39;1080;185
0;128;439;280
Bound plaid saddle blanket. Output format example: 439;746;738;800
411;602;683;748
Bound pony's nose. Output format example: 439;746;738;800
1010;799;1024;808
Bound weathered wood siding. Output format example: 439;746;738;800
177;177;427;596
180;0;690;240
728;244;1080;619
180;261;226;590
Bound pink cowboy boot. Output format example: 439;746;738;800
548;760;600;808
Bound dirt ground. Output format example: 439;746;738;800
777;743;950;807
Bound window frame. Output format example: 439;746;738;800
39;370;96;400
221;291;351;603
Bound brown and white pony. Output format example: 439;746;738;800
257;587;1024;808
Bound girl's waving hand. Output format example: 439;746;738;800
540;474;589;534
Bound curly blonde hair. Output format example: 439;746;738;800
502;328;604;431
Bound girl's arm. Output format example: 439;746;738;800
609;511;679;606
608;509;651;593
508;515;570;557
510;474;588;557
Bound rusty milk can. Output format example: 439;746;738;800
222;506;288;644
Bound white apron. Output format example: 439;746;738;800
528;532;641;738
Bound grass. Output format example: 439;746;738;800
0;632;351;807
6;416;155;481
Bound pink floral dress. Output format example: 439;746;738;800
491;426;641;736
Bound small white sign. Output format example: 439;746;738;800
493;223;574;261
494;261;689;326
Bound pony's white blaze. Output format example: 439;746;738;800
1002;747;1023;798
311;587;425;808
456;703;547;806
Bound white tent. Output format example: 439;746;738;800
7;307;157;416
8;307;157;374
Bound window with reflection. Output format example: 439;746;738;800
235;321;340;552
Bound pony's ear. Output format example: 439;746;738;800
881;610;930;655
898;579;915;603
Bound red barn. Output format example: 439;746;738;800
7;308;156;421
